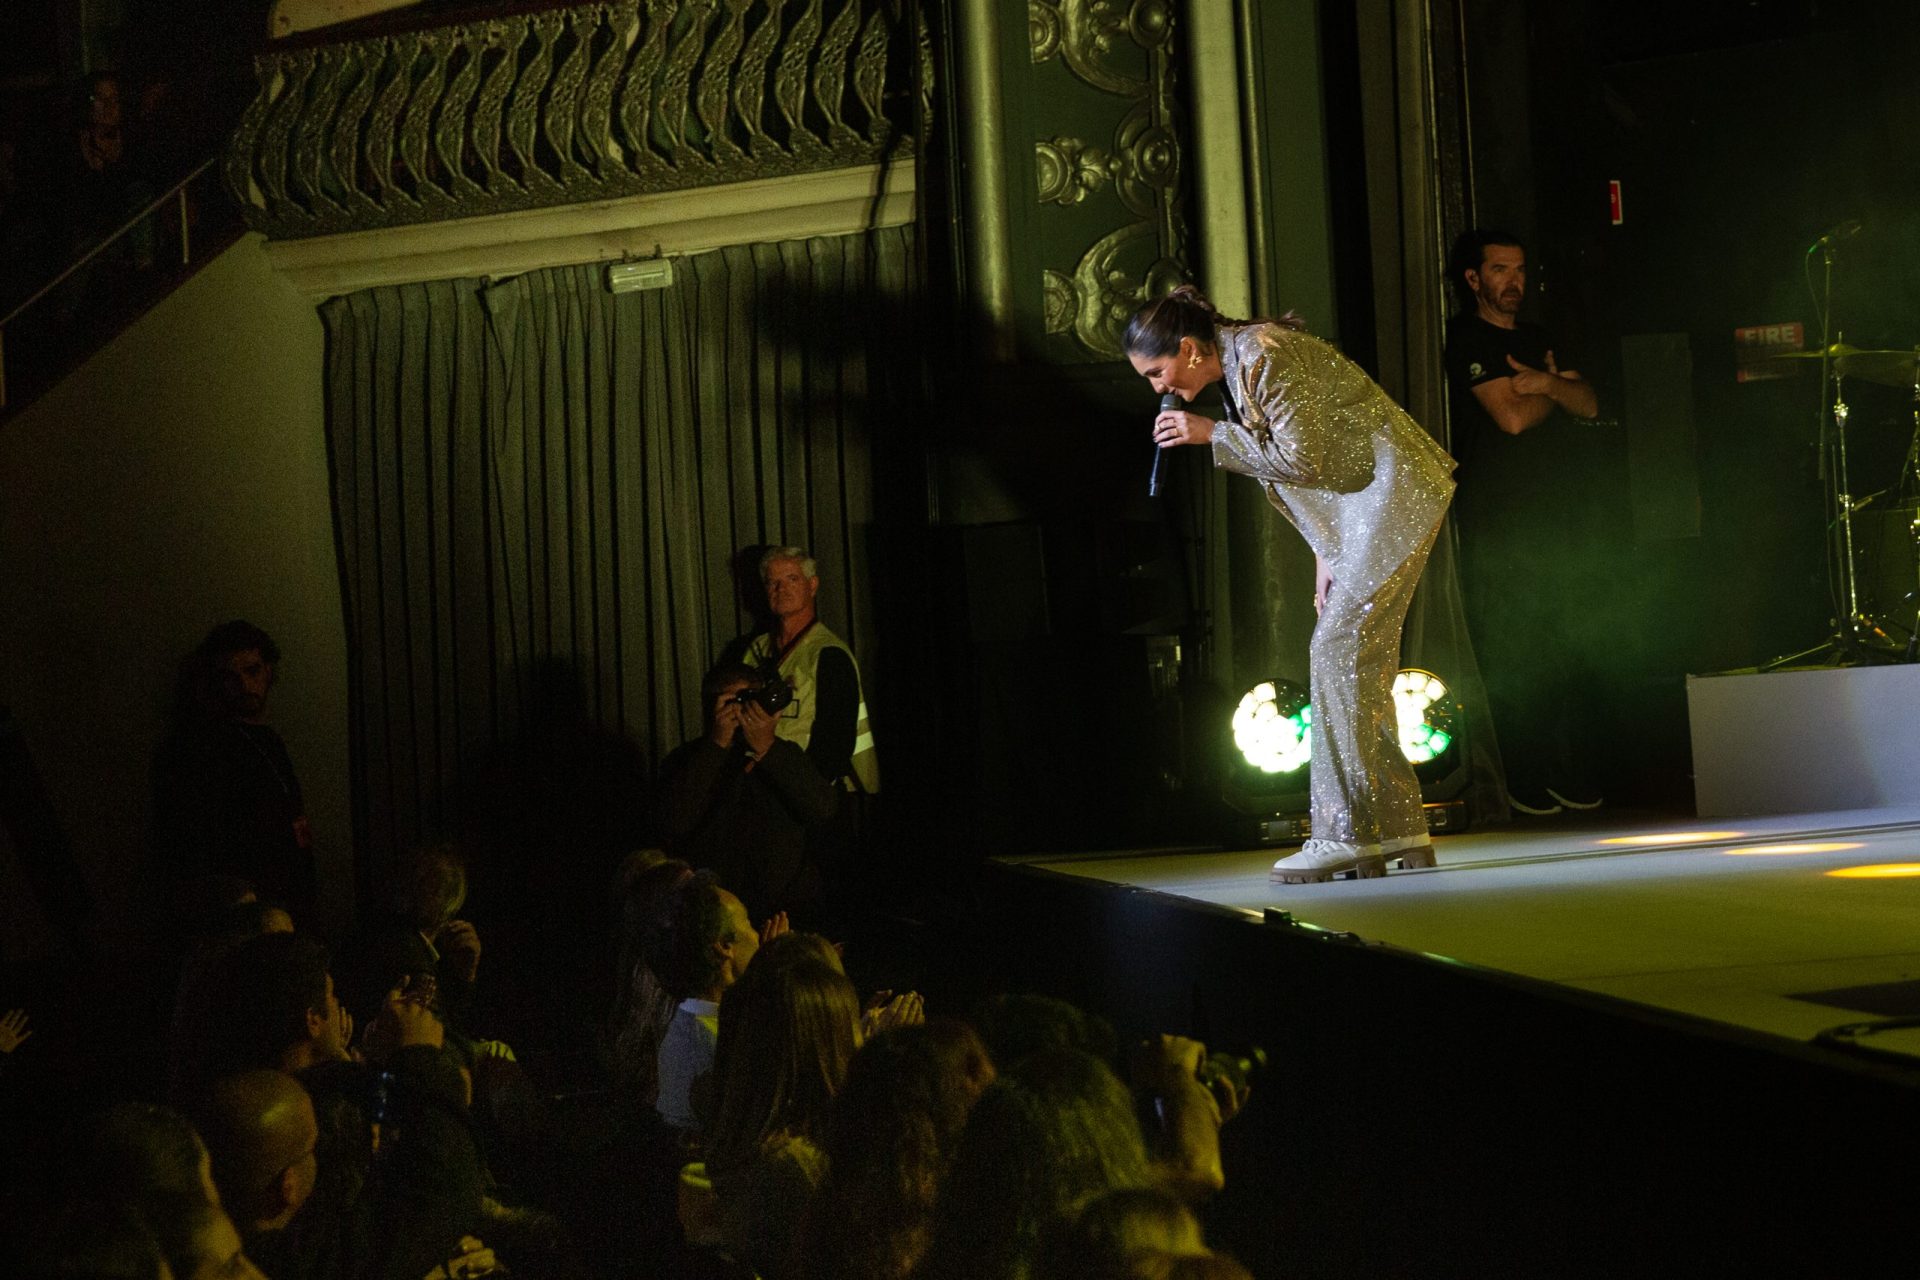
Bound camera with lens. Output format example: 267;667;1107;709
730;670;794;714
1196;1045;1269;1096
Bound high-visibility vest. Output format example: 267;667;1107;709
744;621;880;794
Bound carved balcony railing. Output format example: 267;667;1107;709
227;0;926;240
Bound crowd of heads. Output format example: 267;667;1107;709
602;860;1256;1280
3;838;1254;1280
5;576;1257;1278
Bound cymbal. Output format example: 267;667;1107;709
1756;343;1920;387
1837;348;1920;387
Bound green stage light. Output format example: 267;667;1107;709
1233;670;1458;772
1221;668;1469;846
1392;669;1457;765
1231;680;1312;774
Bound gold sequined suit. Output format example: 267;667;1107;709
1211;323;1457;850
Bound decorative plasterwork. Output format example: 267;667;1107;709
1034;135;1115;205
1028;0;1187;358
230;0;923;241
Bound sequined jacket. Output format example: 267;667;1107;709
1210;322;1457;586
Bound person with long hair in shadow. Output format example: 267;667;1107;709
793;1019;995;1280
915;1046;1155;1280
701;934;862;1278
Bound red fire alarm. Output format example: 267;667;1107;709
1608;180;1624;226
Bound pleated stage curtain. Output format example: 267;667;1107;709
321;227;912;886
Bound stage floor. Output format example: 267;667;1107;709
999;807;1920;1045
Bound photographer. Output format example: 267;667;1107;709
654;661;839;922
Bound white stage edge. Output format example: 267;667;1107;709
1688;664;1920;816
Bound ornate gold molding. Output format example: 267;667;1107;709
1029;0;1173;96
1029;0;1187;357
1034;135;1114;205
229;0;922;240
1048;222;1183;352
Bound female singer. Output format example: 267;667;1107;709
1126;286;1456;883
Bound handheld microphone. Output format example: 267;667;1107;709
1149;391;1180;497
1808;218;1863;252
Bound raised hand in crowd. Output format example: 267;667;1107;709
1132;1034;1209;1105
436;918;482;983
0;1009;31;1054
1130;1033;1228;1200
421;1234;499;1279
861;989;926;1038
760;910;790;944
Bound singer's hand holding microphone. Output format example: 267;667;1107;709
1152;403;1214;449
1148;392;1213;497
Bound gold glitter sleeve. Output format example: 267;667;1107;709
1208;342;1327;487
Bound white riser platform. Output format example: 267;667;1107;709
1688;665;1920;816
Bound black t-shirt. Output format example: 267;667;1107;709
1444;314;1555;467
1444;313;1596;521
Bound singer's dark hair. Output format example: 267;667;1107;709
1123;285;1304;359
1446;228;1525;305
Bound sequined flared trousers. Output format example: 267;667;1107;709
1307;509;1446;848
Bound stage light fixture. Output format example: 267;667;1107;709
1220;667;1470;846
1391;668;1470;830
1221;678;1313;845
1231;680;1312;775
1392;668;1457;770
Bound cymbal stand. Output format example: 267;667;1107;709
1764;240;1901;669
1903;369;1920;662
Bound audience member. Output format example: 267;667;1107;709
190;932;347;1085
193;1070;320;1242
705;950;862;1278
66;1101;268;1280
652;872;775;1134
795;1019;995;1280
735;545;881;915
18;1198;171;1280
0;1006;32;1056
655;660;839;922
75;1101;221;1215
607;853;692;1102
1127;1035;1228;1203
38;70;155;345
153;621;319;924
190;932;484;1280
1037;1187;1207;1280
918;1046;1161;1280
145;1189;268;1280
1127;1254;1256;1280
971;992;1121;1072
338;844;483;1034
738;546;881;796
173;874;264;941
168;900;295;1100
